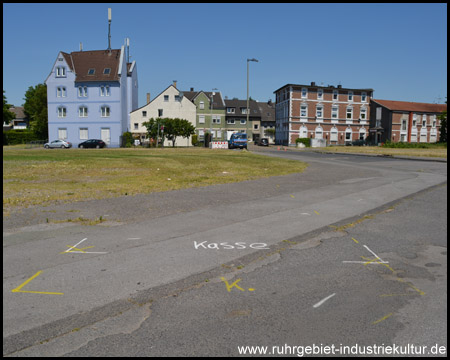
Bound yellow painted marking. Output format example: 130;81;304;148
60;245;94;254
290;195;295;198
351;237;359;244
221;277;245;292
314;210;320;215
380;293;417;297
363;257;380;266
11;271;64;295
373;313;393;325
248;288;255;292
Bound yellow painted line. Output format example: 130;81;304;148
373;313;393;325
248;288;255;292
314;210;320;215
11;271;64;295
60;245;94;254
363;257;380;266
380;293;416;297
290;195;295;198
351;237;359;244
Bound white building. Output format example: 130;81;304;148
130;82;197;146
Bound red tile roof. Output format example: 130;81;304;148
372;99;446;113
64;49;122;82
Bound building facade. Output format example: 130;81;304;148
224;98;261;141
182;88;226;142
274;83;374;146
129;82;197;146
257;100;276;143
369;99;446;144
45;46;138;147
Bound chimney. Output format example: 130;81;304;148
337;84;342;89
173;80;177;89
190;87;194;91
311;82;316;86
146;93;150;104
80;42;83;51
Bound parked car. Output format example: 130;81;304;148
78;139;106;149
228;133;247;149
44;139;72;149
258;138;269;146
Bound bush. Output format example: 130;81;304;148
382;140;445;149
295;137;311;147
4;129;40;145
122;131;134;147
191;134;198;146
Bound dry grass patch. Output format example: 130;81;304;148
3;147;308;214
316;146;447;158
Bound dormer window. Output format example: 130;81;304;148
103;68;111;75
88;68;95;75
227;107;235;114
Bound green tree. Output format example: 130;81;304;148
3;90;15;125
439;110;447;143
23;83;48;140
143;118;195;147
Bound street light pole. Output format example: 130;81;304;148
247;58;258;142
210;88;218;143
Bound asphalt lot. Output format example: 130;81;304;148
3;149;447;356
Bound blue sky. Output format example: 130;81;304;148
3;3;447;107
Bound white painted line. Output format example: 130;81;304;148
300;213;311;216
65;238;88;253
313;293;336;308
363;245;388;263
67;251;108;254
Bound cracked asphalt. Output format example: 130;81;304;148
3;150;447;356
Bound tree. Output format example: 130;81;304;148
439;110;447;143
3;90;15;125
142;118;195;147
23;83;48;140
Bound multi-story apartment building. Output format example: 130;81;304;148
274;82;374;146
224;98;261;141
369;99;446;144
129;82;197;146
182;88;226;142
257;100;276;143
45;45;138;147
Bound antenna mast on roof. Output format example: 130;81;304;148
107;8;112;53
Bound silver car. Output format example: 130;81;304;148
44;139;72;149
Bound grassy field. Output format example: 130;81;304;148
315;145;447;158
3;147;308;214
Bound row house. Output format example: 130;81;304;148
257;99;276;144
45;45;138;147
274;82;374;146
369;99;446;144
182;88;226;142
224;98;262;141
129;82;197;146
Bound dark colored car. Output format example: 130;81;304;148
258;138;269;146
78;139;106;149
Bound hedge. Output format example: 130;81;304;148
4;130;41;145
295;137;311;147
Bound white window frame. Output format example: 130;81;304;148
346;107;353;120
227;107;235;114
432;115;436;128
199;115;205;124
401;119;407;131
315;126;323;139
300;104;308;118
348;91;353;102
316;105;323;119
78;86;87;97
101;106;110;117
57;106;66;118
360;107;367;120
164;95;169;102
345;128;352;141
134;123;139;130
79;106;88;117
79;128;88;140
58;128;67;140
213;115;221;124
422;115;427;127
56;67;66;77
227;119;235;125
331;105;339;119
240;119;246;125
361;92;367;102
330;127;338;142
317;89;323;100
301;88;307;99
105;85;110;96
333;90;338;100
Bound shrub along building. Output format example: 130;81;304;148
369;99;446;144
274;82;373;146
45;42;138;147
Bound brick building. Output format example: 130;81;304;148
274;82;374;146
369;99;446;144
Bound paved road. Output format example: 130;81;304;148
3;150;447;356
